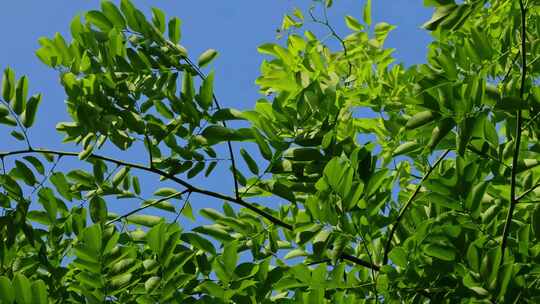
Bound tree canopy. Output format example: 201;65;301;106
0;0;540;302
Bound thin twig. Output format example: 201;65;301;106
358;229;379;302
0;148;291;231
501;52;520;84
174;191;193;223
382;149;450;265
500;0;527;264
182;56;241;200
308;4;352;77
521;110;540;131
0;98;32;149
516;182;540;202
30;155;62;196
106;189;190;225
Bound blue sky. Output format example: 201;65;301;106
0;1;434;224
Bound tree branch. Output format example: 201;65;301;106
382;149;450;265
500;0;527;263
0;148;381;271
0;148;286;228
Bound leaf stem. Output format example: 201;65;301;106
106;189;190;225
182;56;241;200
516;182;540;202
0;97;32;149
382;149;450;265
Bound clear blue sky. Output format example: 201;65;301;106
0;1;433;223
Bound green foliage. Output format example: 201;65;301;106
1;0;540;302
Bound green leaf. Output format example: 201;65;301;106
15;160;36;186
112;166;130;187
204;161;218;177
363;0;372;26
13;274;32;304
0;115;17;126
422;4;457;31
101;0;126;28
466;181;488;217
284;248;307;259
393;141;419;156
131;176;141;195
127;214;163;227
168;17;182;44
21;93;41;127
31;280;49;304
198;49;218;68
181;201;195;221
23;157;44;175
427;118;454;151
199;71;214;110
345;15;363;31
1;174;22;198
12;75;28;114
182;71;195;101
145;276;161;293
532;206;540;240
467;243;480;271
37;188;58;221
222;241;238;271
2;67;15;101
365;169;388;198
86;10;114;32
0;104;8;116
146;222;166;255
151;8;166;33
181;232;216;254
120;0;140;31
388;247;407;268
0;276;14;304
240;148;259;175
89;196;108;223
424;243;455;261
201;125;235;144
517;159;540;173
110;273;132;288
405;110;438;129
142;199;176;213
10;130;25;141
154;187;178;197
50;172;72;201
187;161;205;179
253;130;272;160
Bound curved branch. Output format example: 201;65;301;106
0;148;286;228
501;0;527;262
0;147;380;271
382;149;450;265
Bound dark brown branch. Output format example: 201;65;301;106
0;148;288;228
500;0;527;264
2;148;379;270
382;149;450;265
